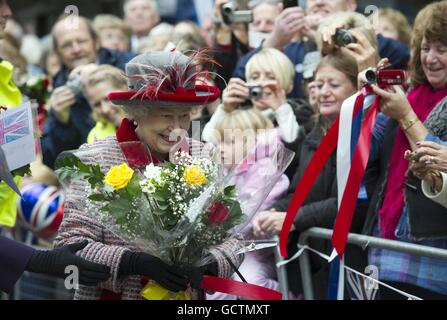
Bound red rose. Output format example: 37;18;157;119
42;78;50;89
208;202;229;224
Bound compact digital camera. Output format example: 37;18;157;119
334;29;357;47
365;68;408;88
246;84;263;100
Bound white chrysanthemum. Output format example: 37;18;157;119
141;182;156;194
143;163;162;182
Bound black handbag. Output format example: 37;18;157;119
405;173;447;239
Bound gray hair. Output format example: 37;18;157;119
148;22;174;37
248;0;280;9
123;0;159;16
122;105;152;119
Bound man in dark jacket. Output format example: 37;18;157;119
41;15;135;169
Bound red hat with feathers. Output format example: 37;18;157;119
108;49;221;107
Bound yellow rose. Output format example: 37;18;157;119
183;165;208;186
104;164;134;190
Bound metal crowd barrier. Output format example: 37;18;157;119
290;227;447;300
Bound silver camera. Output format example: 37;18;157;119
221;1;253;24
246;84;263;100
66;75;82;96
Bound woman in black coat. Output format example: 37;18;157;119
252;52;370;298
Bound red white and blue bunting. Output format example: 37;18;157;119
279;86;381;299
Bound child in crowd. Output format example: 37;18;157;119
206;107;294;299
82;65;127;143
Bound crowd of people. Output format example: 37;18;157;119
1;0;447;300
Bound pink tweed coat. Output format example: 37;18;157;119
54;136;243;300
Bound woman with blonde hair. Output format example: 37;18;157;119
203;47;314;179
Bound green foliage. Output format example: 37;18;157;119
55;154;104;188
223;185;237;199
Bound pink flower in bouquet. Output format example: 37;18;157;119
208;202;229;224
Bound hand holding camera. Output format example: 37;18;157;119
263;6;306;49
252;80;287;111
371;81;413;123
222;78;249;112
321;27;377;71
49;85;76;124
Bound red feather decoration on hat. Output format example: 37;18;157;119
126;48;221;102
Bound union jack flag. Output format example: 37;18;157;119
0;108;30;145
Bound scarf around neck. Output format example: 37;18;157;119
115;118;159;167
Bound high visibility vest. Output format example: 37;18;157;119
0;59;23;227
0;59;22;107
87;121;117;144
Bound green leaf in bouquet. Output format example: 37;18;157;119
223;185;237;198
151;190;166;202
156;201;169;211
126;174;141;196
55;154;105;188
88;193;108;201
113;197;132;211
222;199;245;227
56;167;89;182
55;154;82;170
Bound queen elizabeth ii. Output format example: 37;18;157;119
54;50;243;300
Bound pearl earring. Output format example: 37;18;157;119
133;120;138;126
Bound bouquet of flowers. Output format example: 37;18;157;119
19;75;51;133
19;75;51;104
56;140;294;299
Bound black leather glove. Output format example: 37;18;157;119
26;240;111;286
119;251;189;292
187;262;218;290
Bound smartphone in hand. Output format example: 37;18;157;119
283;0;297;9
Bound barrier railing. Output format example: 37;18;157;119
285;227;447;300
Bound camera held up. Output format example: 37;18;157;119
365;68;407;88
334;29;357;47
246;84;263;100
221;1;253;24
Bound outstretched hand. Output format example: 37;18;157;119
27;240;111;286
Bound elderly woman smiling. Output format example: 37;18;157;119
54;51;243;300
